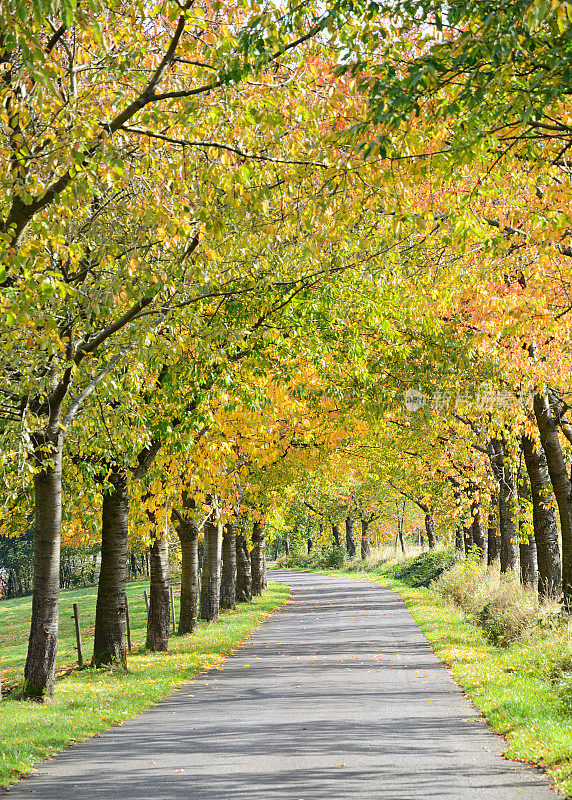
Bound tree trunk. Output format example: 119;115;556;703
397;501;406;554
23;429;64;699
498;482;519;573
221;521;237;609
177;516;199;634
251;520;267;596
236;534;252;602
284;538;290;556
345;516;356;557
521;433;561;599
306;536;313;554
424;512;436;549
463;521;473;556
488;438;519;573
517;461;538;588
455;525;464;554
92;467;129;668
471;497;486;562
146;535;170;651
487;495;500;565
360;518;371;559
534;392;572;606
332;523;341;547
200;511;222;622
519;522;538;588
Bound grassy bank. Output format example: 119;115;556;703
273;559;572;797
0;580;289;788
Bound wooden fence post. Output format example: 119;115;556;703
170;586;176;632
73;603;84;667
125;595;132;653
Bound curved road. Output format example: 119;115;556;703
6;571;555;799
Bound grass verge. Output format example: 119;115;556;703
274;565;572;797
0;580;289;788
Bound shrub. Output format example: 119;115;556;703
272;543;346;570
386;550;457;588
275;544;346;569
323;544;346;569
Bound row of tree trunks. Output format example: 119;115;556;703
459;431;561;603
23;417;267;700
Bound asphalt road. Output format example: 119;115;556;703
6;570;556;799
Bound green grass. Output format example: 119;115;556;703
0;580;290;788
279;565;572;797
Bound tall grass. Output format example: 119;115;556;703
436;558;562;645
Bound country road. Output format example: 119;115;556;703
5;571;556;799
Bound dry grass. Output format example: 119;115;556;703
436;559;561;645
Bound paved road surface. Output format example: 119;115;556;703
6;571;556;799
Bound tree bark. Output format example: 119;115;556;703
200;509;222;622
332;523;341;547
345;516;356;557
251;520;267;596
177;515;199;634
517;468;538;589
470;497;486;562
521;433;561;599
236;533;252;602
534;392;572;606
92;466;129;667
23;428;64;699
221;521;237;609
306;536;313;554
463;522;473;556
487;494;500;565
360;518;371;559
488;438;519;573
424;512;436;549
146;535;170;651
284;538;290;556
455;525;464;554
